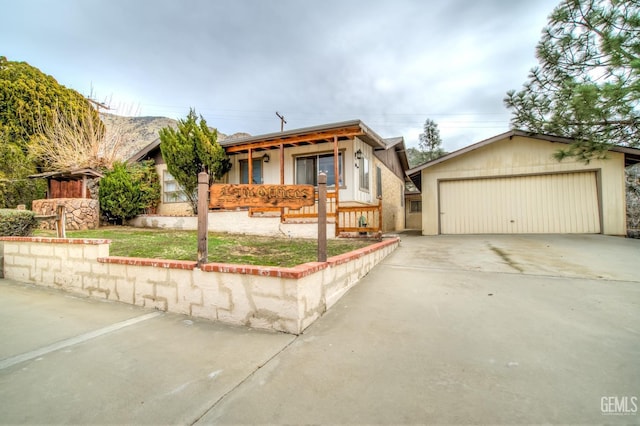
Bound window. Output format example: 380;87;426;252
239;159;263;184
295;152;343;187
163;171;189;203
376;166;382;198
410;200;422;213
401;185;405;207
359;155;369;191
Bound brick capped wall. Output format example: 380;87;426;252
0;236;398;334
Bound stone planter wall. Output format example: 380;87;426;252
32;198;99;231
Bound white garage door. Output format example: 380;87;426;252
439;172;601;234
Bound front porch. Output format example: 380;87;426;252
248;190;383;236
130;192;382;238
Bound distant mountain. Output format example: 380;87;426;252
100;113;250;160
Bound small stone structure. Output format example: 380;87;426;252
32;198;99;231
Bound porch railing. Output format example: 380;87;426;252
283;192;337;220
248;192;337;219
336;201;382;234
248;191;382;236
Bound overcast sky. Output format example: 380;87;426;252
1;0;560;151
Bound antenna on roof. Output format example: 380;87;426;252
86;97;111;113
276;111;287;132
86;84;111;114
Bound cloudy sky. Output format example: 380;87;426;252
1;0;560;151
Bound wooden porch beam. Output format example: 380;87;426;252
225;128;361;153
279;143;284;184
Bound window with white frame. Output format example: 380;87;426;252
359;155;369;191
376;166;382;198
410;200;422;213
163;171;189;203
295;152;343;187
239;158;263;184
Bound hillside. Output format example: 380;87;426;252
100;113;250;160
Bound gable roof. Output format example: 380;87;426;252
128;138;161;163
378;136;410;177
406;129;640;190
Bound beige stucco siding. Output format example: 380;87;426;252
405;193;422;229
421;136;626;235
376;158;405;232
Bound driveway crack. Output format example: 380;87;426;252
189;333;298;425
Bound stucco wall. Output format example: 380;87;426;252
376;158;405;232
405;193;422;230
130;211;337;239
420;136;626;235
0;236;398;334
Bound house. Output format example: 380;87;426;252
130;120;410;237
407;130;640;236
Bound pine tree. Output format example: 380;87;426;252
410;118;446;166
505;0;640;162
159;109;230;214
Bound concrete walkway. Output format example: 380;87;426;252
1;233;638;424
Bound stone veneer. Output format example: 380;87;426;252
32;198;99;231
0;236;399;334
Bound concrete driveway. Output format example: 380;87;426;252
1;233;638;424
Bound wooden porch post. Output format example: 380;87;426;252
317;173;327;262
279;143;284;184
248;148;253;184
333;135;339;237
82;175;88;198
197;171;209;267
280;143;285;221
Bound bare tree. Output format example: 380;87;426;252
32;105;127;171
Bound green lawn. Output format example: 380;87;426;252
34;227;373;267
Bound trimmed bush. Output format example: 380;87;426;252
0;209;37;236
99;163;140;225
130;160;161;215
99;161;160;224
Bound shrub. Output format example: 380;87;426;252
0;178;47;209
0;209;37;236
99;161;160;224
99;163;140;225
130;160;160;214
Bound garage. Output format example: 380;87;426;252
407;130;640;236
439;172;600;234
